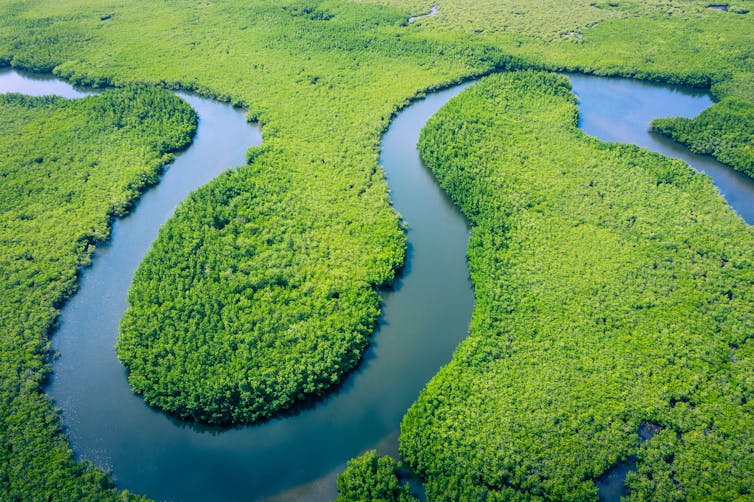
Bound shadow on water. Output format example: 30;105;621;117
0;66;96;98
597;422;662;501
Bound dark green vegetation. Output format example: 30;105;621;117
335;450;417;502
401;71;754;500
116;163;396;423
0;88;195;498
0;0;752;498
652;97;754;177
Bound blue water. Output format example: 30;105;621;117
2;66;748;501
569;74;754;224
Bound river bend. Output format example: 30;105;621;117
1;68;751;501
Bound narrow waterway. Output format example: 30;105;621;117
0;69;474;501
2;67;751;501
569;74;754;224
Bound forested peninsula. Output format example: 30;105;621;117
652;97;754;178
402;70;754;500
0;0;752;499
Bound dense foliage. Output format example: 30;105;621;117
335;450;417;502
116;162;396;423
369;0;754;170
401;71;754;500
652;96;754;177
0;88;195;499
0;0;752;497
103;2;523;424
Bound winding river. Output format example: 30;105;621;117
1;67;751;501
569;74;754;224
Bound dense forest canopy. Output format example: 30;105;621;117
335;450;416;502
0;0;751;499
402;70;754;500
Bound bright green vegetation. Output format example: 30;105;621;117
81;2;517;424
400;71;754;500
370;0;754;165
335;450;417;502
652;97;754;177
366;0;691;39
0;0;752;497
0;88;195;499
0;0;748;426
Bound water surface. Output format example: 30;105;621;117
2;67;750;501
569;74;754;224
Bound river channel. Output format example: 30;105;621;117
1;67;750;501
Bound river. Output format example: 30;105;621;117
1;68;750;501
569;74;754;224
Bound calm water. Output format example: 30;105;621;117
2;66;750;501
0;68;474;501
569;74;754;224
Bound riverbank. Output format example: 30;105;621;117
402;70;754;500
0;74;198;500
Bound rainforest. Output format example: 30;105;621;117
405;70;753;500
0;0;752;500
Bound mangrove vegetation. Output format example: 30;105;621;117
0;87;195;499
0;0;751;498
375;0;754;173
401;71;754;500
335;450;417;502
652;97;754;178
